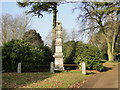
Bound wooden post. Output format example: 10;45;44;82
17;62;21;73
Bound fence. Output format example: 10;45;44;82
21;64;50;72
17;62;86;74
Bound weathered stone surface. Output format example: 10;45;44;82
50;62;54;73
82;62;86;75
54;22;64;71
17;62;21;73
22;29;43;46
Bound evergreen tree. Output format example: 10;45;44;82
17;1;67;53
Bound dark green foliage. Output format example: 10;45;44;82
17;2;58;18
17;2;58;29
91;2;119;15
2;40;32;72
2;40;53;72
74;42;104;71
63;41;104;71
21;45;53;72
17;2;58;54
22;29;44;46
63;41;76;64
42;45;54;64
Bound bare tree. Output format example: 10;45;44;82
62;28;70;43
74;2;120;61
0;14;31;45
70;28;80;41
44;28;70;47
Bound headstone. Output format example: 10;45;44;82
17;62;21;73
50;62;54;73
82;62;86;75
53;22;64;71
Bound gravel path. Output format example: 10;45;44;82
81;64;119;88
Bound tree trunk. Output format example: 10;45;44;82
52;3;57;54
111;21;120;61
106;37;114;61
102;22;119;61
108;52;114;61
107;45;114;61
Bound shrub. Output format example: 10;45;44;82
21;45;53;72
2;40;53;72
63;41;76;64
2;40;32;72
63;41;104;71
74;41;104;71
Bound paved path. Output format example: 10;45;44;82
81;64;119;88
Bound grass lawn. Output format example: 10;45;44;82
3;61;118;88
103;61;119;68
3;70;91;88
2;72;53;88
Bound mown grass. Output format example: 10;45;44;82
2;72;53;88
103;61;119;68
3;70;91;88
3;61;118;88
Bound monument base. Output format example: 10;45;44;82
53;54;64;71
54;66;64;71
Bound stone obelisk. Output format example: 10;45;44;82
54;22;64;71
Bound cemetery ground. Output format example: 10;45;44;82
2;61;119;88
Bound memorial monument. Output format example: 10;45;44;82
53;22;64;71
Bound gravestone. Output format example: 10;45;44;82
53;22;64;71
17;62;21;73
82;62;86;75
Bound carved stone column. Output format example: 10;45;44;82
53;22;64;71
